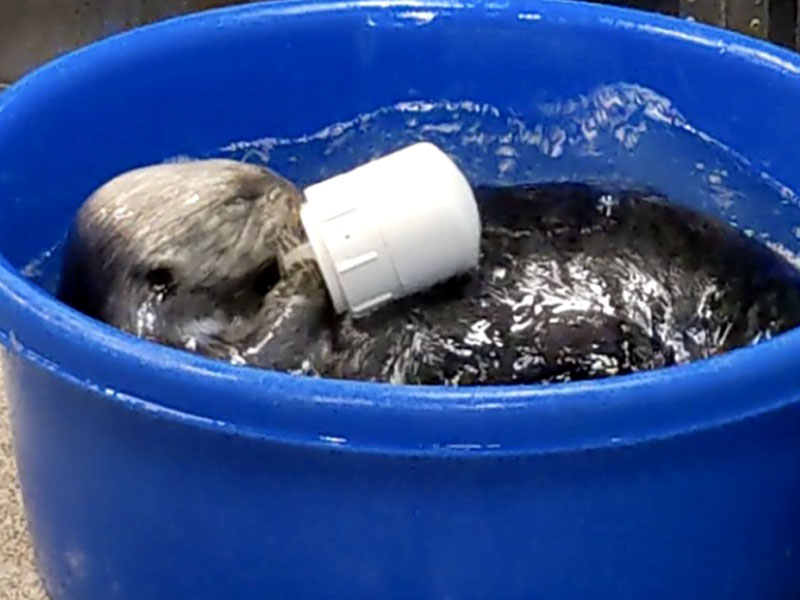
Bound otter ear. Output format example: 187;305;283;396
128;264;178;297
144;267;175;291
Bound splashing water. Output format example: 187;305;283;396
24;82;800;300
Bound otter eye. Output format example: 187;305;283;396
238;182;265;203
145;267;174;289
221;188;262;206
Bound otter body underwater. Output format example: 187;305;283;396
58;159;800;385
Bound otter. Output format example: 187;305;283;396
58;160;330;373
58;159;800;385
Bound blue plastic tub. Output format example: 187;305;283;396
2;1;800;598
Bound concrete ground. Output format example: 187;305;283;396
0;368;49;600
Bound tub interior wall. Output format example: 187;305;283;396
1;3;800;289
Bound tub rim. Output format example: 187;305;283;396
1;0;800;456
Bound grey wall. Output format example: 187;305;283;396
1;0;797;85
0;0;258;84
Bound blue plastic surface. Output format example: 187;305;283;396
1;1;800;598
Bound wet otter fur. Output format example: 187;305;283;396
59;159;800;385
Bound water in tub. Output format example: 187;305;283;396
26;84;800;385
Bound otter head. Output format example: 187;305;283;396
59;159;310;345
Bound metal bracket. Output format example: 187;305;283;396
727;0;770;38
680;0;770;39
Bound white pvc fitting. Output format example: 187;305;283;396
300;142;481;316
